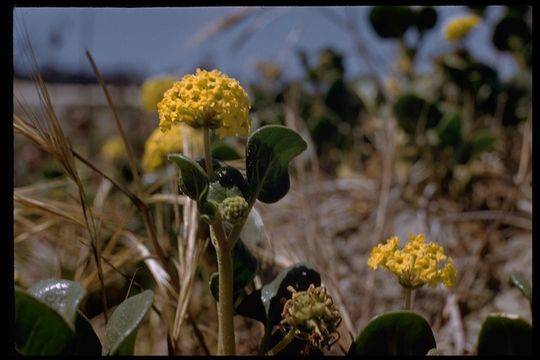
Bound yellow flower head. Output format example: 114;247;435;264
368;233;456;289
140;76;178;113
142;124;201;172
444;14;482;42
101;136;126;162
157;68;251;138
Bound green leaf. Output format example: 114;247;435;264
63;312;102;355
207;165;250;204
477;313;531;355
15;287;74;355
393;93;442;135
260;263;321;327
436;111;462;149
456;130;495;163
209;240;258;304
236;289;266;323
168;153;209;204
348;311;436;355
27;279;86;331
413;7;438;32
212;141;242;161
493;15;531;52
246;125;307;204
509;272;532;304
102;290;154;356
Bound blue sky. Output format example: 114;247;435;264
13;6;516;83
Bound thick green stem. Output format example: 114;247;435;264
203;126;235;354
203;127;213;176
404;287;412;310
215;243;236;355
266;329;295;356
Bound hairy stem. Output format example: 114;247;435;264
215;242;236;355
203;126;236;354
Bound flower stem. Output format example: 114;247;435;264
215;241;236;355
203;127;213;176
404;287;412;310
202;126;235;354
266;329;296;356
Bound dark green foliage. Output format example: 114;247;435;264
413;7;438;32
493;14;531;52
236;263;321;328
369;6;413;39
477;314;532;355
348;311;436;355
102;290;154;355
246;125;307;204
393;93;442;135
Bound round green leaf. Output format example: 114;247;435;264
15;287;74;355
27;279;86;330
246;125;307;204
168;153;209;204
477;313;531;355
493;15;531;52
102;290;154;356
369;6;413;39
413;7;438;32
348;311;436;355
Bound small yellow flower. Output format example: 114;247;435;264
140;76;178;113
142;124;201;172
101;136;126;162
157;68;251;138
368;233;457;289
444;14;481;42
367;236;398;269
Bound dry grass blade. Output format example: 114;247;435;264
85;50;142;192
189;7;262;46
229;8;287;53
14;26;109;321
14;191;85;227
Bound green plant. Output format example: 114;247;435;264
15;279;153;356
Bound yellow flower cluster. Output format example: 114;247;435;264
444;14;481;42
368;234;456;289
157;68;251;138
140;76;177;113
142;124;201;172
100;136;126;162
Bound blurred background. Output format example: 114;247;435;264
13;6;532;355
14;7;520;83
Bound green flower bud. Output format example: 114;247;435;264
220;196;249;224
279;284;342;351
